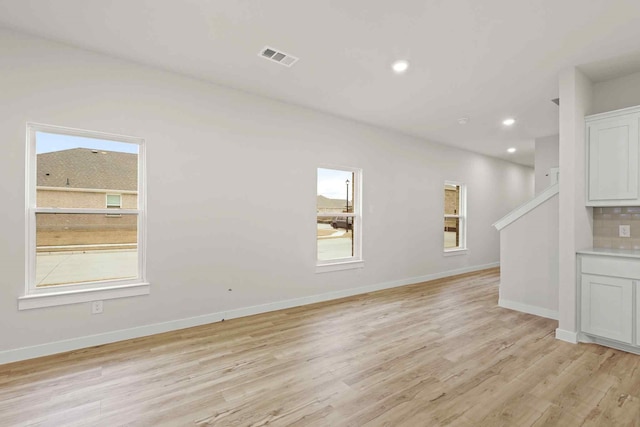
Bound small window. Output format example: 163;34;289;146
106;194;122;217
317;167;362;269
444;182;466;251
106;194;122;208
26;123;146;297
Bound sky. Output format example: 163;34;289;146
317;168;353;201
36;131;138;154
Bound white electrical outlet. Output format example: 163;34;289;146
620;225;631;238
91;300;104;314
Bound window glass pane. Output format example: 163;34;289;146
36;131;138;208
317;168;354;215
444;217;460;249
317;217;355;260
444;184;460;215
106;194;121;207
35;213;137;287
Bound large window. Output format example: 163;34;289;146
316;167;362;269
444;181;466;252
22;123;147;309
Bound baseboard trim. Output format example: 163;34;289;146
578;333;640;354
0;262;499;365
555;328;578;344
498;298;558;320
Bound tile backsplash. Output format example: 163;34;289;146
593;207;640;249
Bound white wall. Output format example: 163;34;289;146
534;135;559;194
592;71;640;114
557;68;593;342
0;28;533;361
499;194;559;319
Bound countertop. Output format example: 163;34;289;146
577;248;640;259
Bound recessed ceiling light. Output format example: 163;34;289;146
503;118;516;126
392;60;409;74
507;147;516;153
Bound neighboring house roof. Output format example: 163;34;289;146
37;148;137;191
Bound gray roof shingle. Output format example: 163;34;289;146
37;148;137;191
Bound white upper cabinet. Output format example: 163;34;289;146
586;106;640;206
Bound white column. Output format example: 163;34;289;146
557;67;593;342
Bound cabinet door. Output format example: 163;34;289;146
637;282;640;346
581;274;633;344
587;115;639;203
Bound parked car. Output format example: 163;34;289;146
331;216;353;230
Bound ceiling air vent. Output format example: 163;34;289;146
259;46;299;67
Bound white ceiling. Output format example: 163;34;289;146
1;1;640;166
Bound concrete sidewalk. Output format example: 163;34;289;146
36;250;138;287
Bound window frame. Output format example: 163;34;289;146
316;166;364;272
20;123;149;310
443;181;467;255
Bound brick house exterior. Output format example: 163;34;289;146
37;148;138;249
444;185;460;237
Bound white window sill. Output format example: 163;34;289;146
316;260;364;273
18;282;150;310
443;248;468;257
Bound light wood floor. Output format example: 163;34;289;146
2;268;640;426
